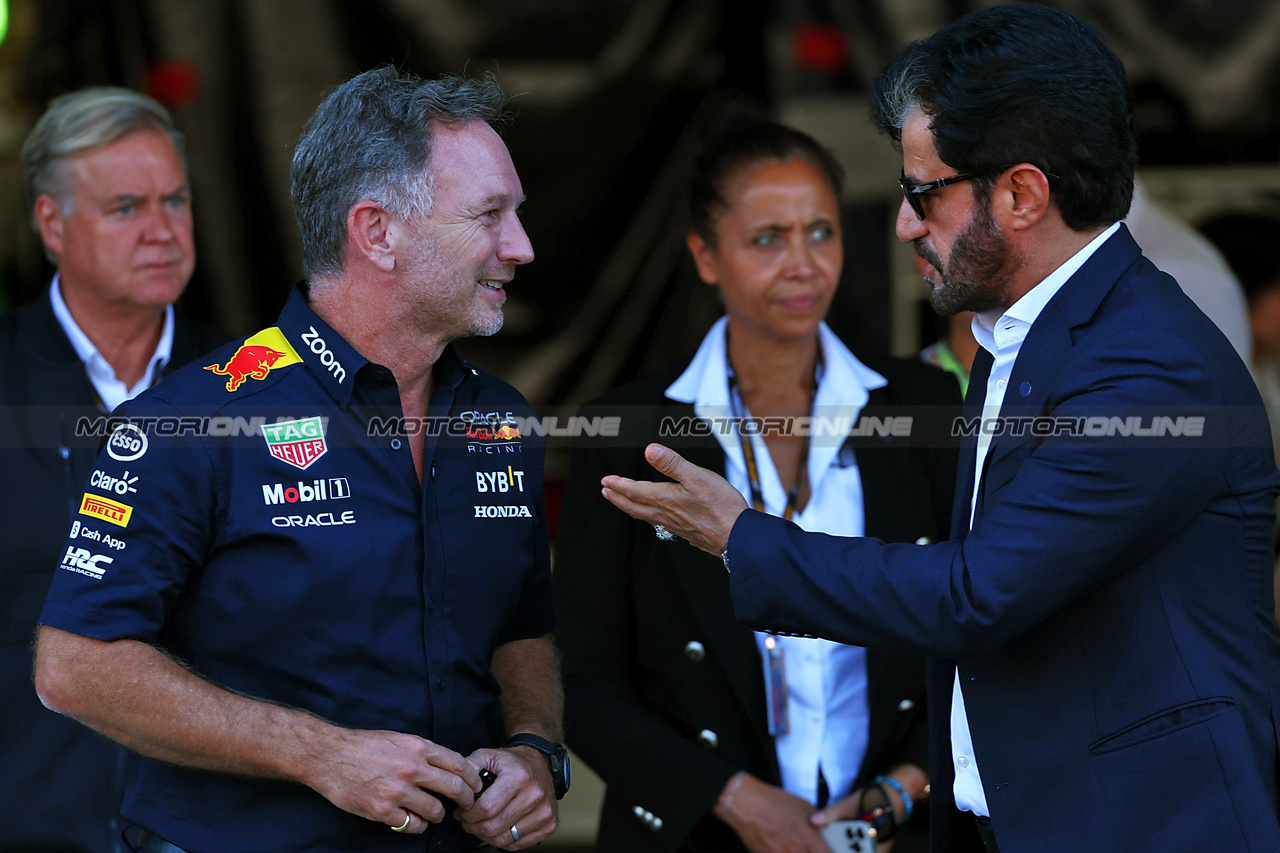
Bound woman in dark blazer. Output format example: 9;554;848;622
554;121;959;852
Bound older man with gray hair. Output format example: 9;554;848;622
0;87;224;853
32;67;563;853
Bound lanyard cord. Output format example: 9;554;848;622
726;356;820;521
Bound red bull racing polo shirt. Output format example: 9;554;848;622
40;284;555;853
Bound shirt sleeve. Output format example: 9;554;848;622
40;399;218;643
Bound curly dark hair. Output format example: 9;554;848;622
871;3;1136;232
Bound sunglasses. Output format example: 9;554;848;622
899;166;1058;220
898;170;995;220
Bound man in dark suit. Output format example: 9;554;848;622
598;5;1280;852
0;87;224;852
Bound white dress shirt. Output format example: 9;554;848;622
667;317;887;805
951;223;1120;815
50;274;175;412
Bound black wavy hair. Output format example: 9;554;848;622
870;3;1136;231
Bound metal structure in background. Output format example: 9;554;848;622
0;4;1277;849
3;0;1279;403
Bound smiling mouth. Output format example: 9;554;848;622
479;279;506;291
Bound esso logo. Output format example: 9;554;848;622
106;424;149;461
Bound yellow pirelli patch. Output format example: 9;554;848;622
79;493;133;528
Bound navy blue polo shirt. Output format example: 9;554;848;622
40;285;555;853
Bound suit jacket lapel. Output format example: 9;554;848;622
972;226;1145;519
952;347;992;539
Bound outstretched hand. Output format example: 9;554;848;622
601;443;748;556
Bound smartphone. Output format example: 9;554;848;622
820;819;878;853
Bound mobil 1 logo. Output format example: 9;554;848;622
262;477;352;505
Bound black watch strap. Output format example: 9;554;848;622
504;733;570;799
503;733;558;755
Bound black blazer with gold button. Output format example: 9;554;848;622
553;351;960;852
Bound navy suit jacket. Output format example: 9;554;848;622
730;227;1280;852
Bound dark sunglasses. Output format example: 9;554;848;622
898;170;995;220
899;166;1057;220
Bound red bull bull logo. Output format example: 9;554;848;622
466;424;522;441
204;328;302;392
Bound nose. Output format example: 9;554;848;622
500;214;535;266
895;197;927;244
144;203;177;242
784;235;817;278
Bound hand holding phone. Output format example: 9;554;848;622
820;819;878;853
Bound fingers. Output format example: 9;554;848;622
456;746;558;849
599;478;663;526
810;791;862;827
643;443;687;478
387;809;420;834
317;730;483;831
411;741;481;810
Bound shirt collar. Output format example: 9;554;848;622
49;273;175;377
666;317;887;477
972;222;1120;357
666;317;886;406
275;283;369;406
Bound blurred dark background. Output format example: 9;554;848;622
3;1;1279;846
4;0;1279;411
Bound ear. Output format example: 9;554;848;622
686;230;719;286
996;165;1053;231
347;201;397;273
34;195;66;257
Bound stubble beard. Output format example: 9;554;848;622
920;202;1018;317
411;238;506;340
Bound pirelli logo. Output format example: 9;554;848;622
79;493;133;528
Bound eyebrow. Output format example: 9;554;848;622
106;184;190;204
479;192;526;208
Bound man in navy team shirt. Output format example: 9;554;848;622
34;67;567;853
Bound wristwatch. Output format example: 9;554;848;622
504;733;571;799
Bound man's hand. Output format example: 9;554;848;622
455;745;558;849
33;627;485;835
306;729;483;834
715;772;830;853
601;443;749;556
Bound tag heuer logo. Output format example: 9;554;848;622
262;417;327;470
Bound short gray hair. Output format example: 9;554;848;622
21;87;184;229
290;66;510;280
874;51;928;137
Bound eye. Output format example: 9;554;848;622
113;202;135;216
809;225;835;241
751;232;780;247
166;193;189;209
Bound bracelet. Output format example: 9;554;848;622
721;771;744;816
873;774;913;823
